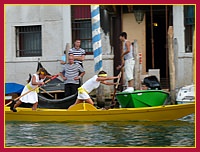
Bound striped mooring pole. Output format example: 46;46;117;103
91;5;102;73
91;5;105;103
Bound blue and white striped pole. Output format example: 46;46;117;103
91;5;102;73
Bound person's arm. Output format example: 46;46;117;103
46;75;52;79
59;72;67;80
117;41;131;70
74;65;85;80
31;75;44;86
74;71;85;80
97;75;119;82
73;55;85;61
60;60;66;65
116;58;125;70
100;81;117;85
121;40;131;59
79;71;85;78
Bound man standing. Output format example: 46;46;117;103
117;32;135;92
68;39;86;67
69;39;86;86
60;55;85;97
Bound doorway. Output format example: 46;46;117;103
146;5;172;89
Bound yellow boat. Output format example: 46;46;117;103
5;103;195;122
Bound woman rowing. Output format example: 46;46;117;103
68;70;121;109
10;68;52;112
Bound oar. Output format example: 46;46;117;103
12;74;59;103
5;101;13;106
39;87;54;98
110;71;122;108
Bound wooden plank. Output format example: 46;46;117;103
40;90;64;93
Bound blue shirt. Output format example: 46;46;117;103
61;55;66;62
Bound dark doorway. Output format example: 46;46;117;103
146;5;171;88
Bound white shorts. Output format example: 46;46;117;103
77;92;90;100
124;58;135;81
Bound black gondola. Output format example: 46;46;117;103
37;61;77;109
38;93;77;109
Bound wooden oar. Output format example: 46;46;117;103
12;74;59;102
39;87;54;98
5;101;13;106
110;71;122;108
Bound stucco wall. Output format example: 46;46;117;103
5;5;71;83
173;6;194;88
122;13;146;75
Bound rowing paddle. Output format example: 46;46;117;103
11;74;59;103
110;71;122;108
39;87;54;98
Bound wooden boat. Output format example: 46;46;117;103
116;90;170;108
5;102;195;122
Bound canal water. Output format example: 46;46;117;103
5;114;195;147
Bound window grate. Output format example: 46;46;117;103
16;25;42;57
71;6;93;54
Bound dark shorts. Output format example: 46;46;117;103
64;83;79;97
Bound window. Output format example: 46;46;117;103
71;6;93;54
184;5;195;53
16;25;42;57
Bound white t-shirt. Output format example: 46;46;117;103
82;75;100;93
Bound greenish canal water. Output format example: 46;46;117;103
5;114;195;147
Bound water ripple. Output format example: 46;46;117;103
5;119;195;147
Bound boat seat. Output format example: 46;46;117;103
68;102;97;111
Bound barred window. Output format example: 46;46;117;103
16;25;42;57
184;5;195;53
71;6;93;54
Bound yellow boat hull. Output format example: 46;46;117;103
5;103;195;122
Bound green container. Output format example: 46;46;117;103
116;90;169;108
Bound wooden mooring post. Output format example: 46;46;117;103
168;26;176;104
134;40;141;90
